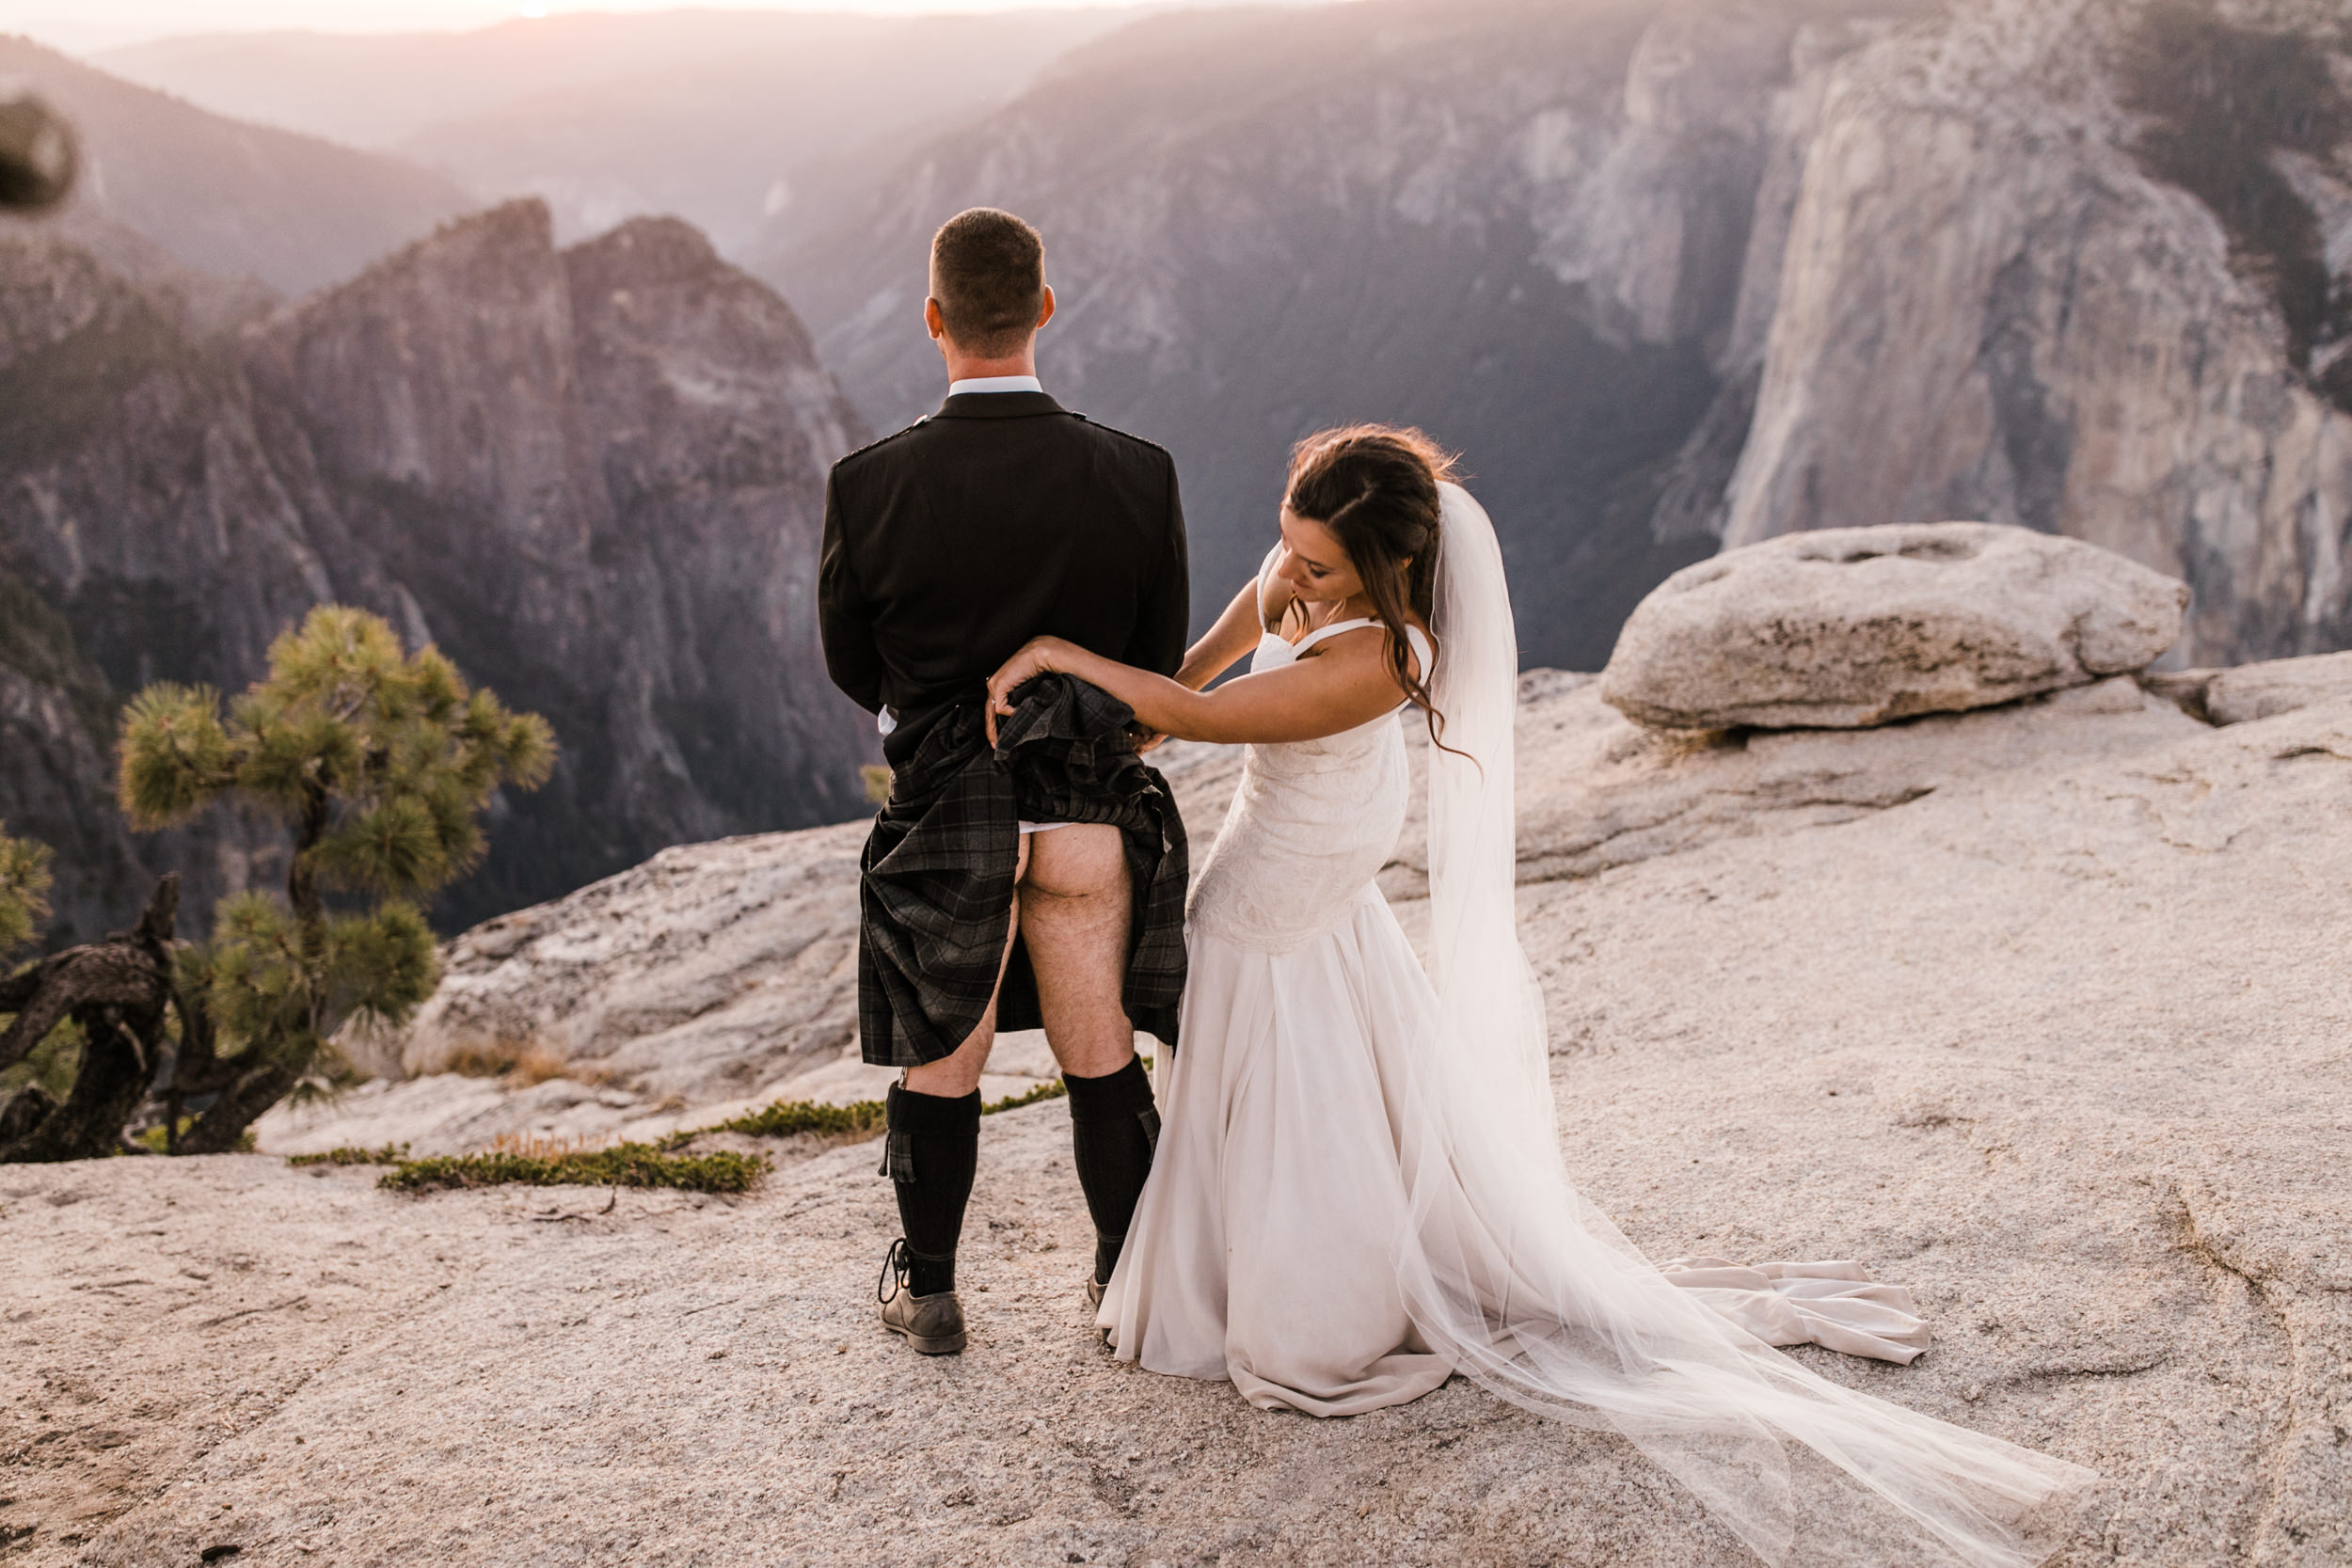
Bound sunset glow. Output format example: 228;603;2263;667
2;0;1144;54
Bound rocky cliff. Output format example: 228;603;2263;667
0;202;873;942
769;0;1884;670
770;0;2352;672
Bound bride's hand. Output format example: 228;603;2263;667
985;636;1071;745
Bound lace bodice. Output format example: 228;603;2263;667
1185;614;1430;953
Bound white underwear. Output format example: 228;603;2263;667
1018;821;1073;834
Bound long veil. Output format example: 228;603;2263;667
1395;483;2094;1566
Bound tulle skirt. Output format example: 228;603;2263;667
1097;881;2093;1566
1099;884;1454;1415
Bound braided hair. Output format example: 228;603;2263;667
1281;424;1458;752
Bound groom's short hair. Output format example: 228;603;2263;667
930;208;1045;357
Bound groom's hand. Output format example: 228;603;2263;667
1130;724;1168;754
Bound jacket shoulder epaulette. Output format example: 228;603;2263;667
832;417;930;473
1068;410;1173;464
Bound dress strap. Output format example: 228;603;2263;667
1290;617;1381;654
1291;619;1434;669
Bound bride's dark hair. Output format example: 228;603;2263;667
1282;423;1459;751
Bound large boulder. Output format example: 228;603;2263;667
1599;523;2189;730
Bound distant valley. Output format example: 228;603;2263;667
95;9;1140;255
0;36;471;297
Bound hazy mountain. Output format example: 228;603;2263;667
768;0;2352;671
0;203;874;943
96;10;1140;255
767;0;1912;669
0;36;471;296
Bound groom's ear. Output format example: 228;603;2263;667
924;295;946;344
1035;285;1057;333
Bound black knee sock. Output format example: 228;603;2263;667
1063;1055;1161;1285
882;1082;980;1296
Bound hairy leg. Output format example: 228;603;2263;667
1019;824;1136;1079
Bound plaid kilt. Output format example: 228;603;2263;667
856;674;1188;1068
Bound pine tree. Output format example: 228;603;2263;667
118;606;554;1152
0;824;49;956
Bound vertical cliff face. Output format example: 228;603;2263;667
0;202;872;942
0;235;310;943
245;203;875;918
562;221;866;833
1719;0;2352;665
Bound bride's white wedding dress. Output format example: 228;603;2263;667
1105;605;1452;1414
1098;486;2094;1567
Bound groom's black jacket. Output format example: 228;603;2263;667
818;391;1192;1067
818;390;1189;766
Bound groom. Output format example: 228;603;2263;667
818;207;1190;1355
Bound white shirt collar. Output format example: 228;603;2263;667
947;374;1044;396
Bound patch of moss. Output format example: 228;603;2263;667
982;1079;1073;1116
2122;1;2352;406
378;1075;1091;1190
690;1076;1073;1148
379;1141;768;1194
287;1142;408;1166
710;1097;886;1141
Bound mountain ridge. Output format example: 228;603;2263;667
0;201;874;944
0;35;472;296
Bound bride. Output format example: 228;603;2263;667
983;426;2093;1567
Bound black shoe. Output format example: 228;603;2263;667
877;1239;966;1354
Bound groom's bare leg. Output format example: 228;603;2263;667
1020;824;1160;1294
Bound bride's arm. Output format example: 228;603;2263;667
1172;578;1268;691
987;627;1412;747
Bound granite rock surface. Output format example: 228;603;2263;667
8;680;2349;1564
268;662;2243;1156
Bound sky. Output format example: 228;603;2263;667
2;0;1130;55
